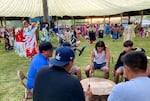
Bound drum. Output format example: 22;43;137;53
81;77;115;96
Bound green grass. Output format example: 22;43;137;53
0;35;150;101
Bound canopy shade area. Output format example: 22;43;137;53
0;0;150;18
142;20;150;25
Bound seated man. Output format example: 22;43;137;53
26;42;54;92
108;51;150;101
62;42;82;80
85;41;110;79
69;64;82;80
33;47;85;101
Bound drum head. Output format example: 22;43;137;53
80;77;115;96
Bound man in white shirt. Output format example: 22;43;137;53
108;51;150;101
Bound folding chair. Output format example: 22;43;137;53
17;70;32;101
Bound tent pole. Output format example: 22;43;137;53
71;16;74;25
0;19;3;27
104;16;106;26
56;16;58;27
128;16;130;24
74;18;75;26
3;17;6;26
140;11;143;28
120;13;123;24
109;16;110;24
21;17;24;27
21;17;24;22
42;0;50;27
87;16;89;24
90;17;92;24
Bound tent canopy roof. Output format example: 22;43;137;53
0;0;150;17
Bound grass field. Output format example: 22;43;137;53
0;35;150;101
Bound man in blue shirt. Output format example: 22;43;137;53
26;42;54;92
33;47;85;101
108;51;150;101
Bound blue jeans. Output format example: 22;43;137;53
94;62;106;69
119;66;124;70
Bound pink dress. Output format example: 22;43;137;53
140;29;144;38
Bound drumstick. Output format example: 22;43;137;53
88;70;91;86
86;70;93;101
87;70;92;95
89;70;94;86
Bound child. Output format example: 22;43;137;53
139;27;144;38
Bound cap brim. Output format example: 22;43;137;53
51;58;69;67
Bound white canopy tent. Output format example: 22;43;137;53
142;20;150;25
0;0;150;17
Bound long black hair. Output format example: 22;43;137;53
95;41;106;51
